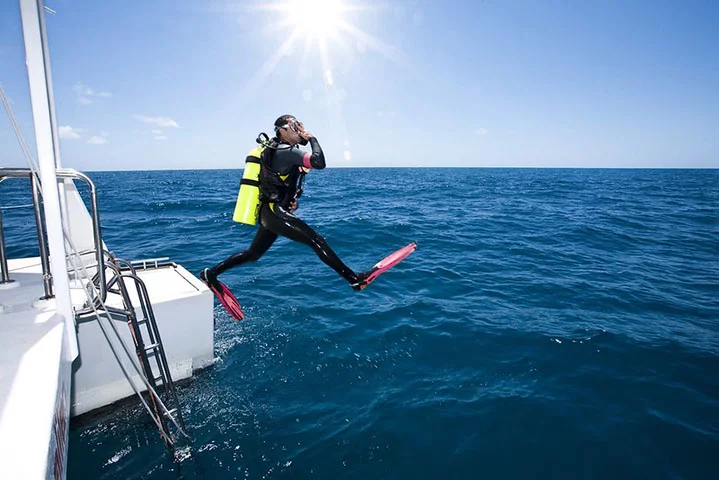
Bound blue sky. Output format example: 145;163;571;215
1;0;717;170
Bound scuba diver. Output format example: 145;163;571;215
200;115;415;321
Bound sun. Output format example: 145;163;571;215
235;0;408;162
235;0;409;105
282;0;345;41
242;0;405;73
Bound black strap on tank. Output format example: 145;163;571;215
241;155;262;188
240;178;260;187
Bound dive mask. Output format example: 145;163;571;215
276;119;308;145
290;120;309;146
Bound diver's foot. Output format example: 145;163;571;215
200;268;244;321
200;268;219;287
351;272;371;291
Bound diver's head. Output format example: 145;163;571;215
274;114;307;145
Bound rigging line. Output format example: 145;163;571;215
0;84;45;207
62;234;172;441
62;227;189;439
3;82;186;440
1;86;172;430
65;252;188;440
0;83;38;168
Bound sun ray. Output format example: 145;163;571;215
301;31;314;66
317;34;353;162
336;19;410;67
235;1;409;72
237;28;303;102
230;0;410;161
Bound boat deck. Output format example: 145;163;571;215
0;256;214;418
0;259;70;479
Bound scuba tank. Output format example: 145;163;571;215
232;145;264;225
233;132;301;224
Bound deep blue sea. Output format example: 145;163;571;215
2;168;719;479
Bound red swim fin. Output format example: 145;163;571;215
205;278;244;321
354;242;417;291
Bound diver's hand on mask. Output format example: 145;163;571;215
297;130;312;146
298;124;313;141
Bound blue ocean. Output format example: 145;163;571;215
3;168;719;479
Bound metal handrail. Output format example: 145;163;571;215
0;210;12;284
2;166;188;445
0;167;105;300
31;173;52;297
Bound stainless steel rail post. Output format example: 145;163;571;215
0;168;105;299
0;210;12;284
57;169;105;297
31;173;53;298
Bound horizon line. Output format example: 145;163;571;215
77;165;719;173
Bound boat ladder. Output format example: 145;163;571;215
77;255;188;446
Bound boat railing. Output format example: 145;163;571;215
0;207;12;285
0;167;106;302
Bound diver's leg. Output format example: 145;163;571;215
208;225;278;279
263;203;359;285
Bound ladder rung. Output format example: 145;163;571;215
109;261;186;439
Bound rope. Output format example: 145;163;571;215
63;226;189;441
0;84;38;170
2;81;187;442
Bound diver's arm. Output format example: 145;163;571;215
298;126;326;170
300;137;326;170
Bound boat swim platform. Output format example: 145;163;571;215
1;256;214;418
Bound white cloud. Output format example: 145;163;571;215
473;128;489;136
151;129;163;134
74;82;112;105
154;136;168;141
135;115;180;128
59;125;83;140
87;136;107;145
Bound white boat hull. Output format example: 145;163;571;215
70;263;214;416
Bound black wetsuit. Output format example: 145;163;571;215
210;137;360;285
